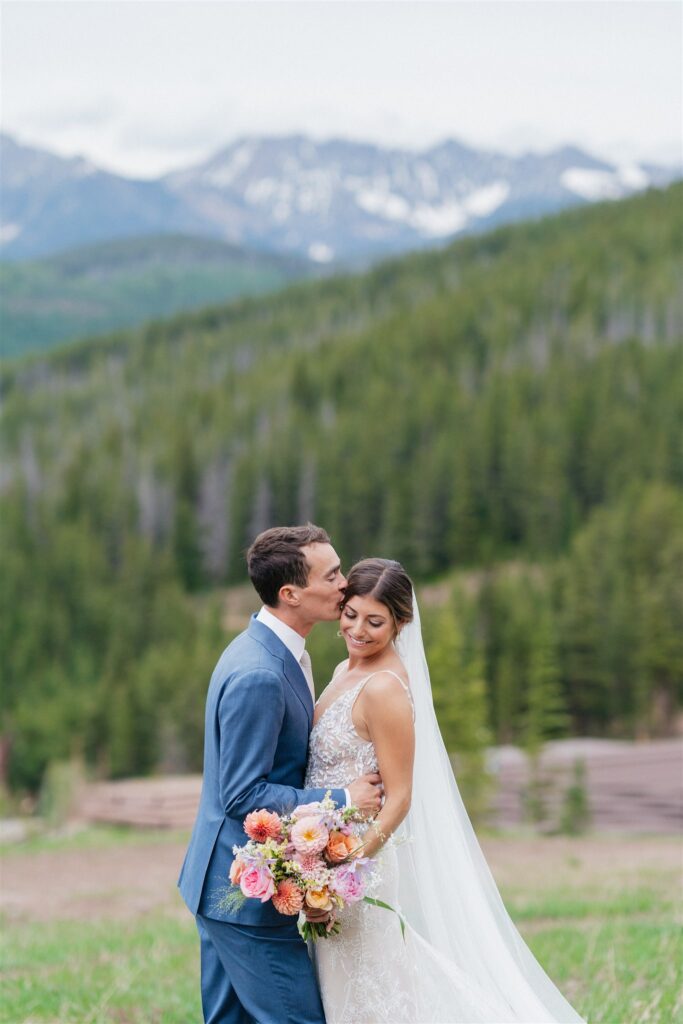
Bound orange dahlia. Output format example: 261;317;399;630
244;809;282;842
272;879;304;915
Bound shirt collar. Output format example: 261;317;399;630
256;606;306;663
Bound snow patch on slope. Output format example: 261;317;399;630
308;242;334;263
617;164;649;190
463;181;510;217
356;189;411;222
0;222;22;243
561;167;624;201
205;142;256;188
410;202;467;236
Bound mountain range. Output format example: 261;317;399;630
2;131;679;263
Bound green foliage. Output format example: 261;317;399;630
306;621;348;699
522;613;569;758
0;510;224;790
425;599;493;822
37;759;85;828
557;484;683;735
520;611;569;827
1;184;682;790
559;759;591;836
0;234;310;358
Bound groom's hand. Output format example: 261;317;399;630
348;772;383;816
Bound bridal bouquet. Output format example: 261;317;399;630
222;792;376;939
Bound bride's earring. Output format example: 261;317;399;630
336;630;343;638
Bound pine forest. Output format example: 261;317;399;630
2;183;682;793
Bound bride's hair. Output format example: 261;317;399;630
342;558;414;633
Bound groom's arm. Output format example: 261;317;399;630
217;668;346;819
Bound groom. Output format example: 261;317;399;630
179;524;383;1023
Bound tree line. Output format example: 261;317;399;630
1;183;681;793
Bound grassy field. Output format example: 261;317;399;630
1;828;680;1023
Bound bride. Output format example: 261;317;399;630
305;558;585;1024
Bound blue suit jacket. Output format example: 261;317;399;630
178;614;346;925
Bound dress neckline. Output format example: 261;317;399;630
312;667;411;732
312;676;368;731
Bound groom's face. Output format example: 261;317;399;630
297;543;347;623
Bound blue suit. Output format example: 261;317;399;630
179;615;346;1023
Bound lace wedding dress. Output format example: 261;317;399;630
304;610;585;1024
305;673;516;1024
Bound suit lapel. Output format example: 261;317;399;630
247;615;314;724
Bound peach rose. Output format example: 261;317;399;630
272;879;305;916
244;809;282;842
305;887;334;912
229;857;247;885
325;831;361;863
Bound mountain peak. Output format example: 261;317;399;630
2;130;679;262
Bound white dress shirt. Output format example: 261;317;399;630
255;605;350;807
256;605;310;693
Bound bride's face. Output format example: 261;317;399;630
340;594;396;659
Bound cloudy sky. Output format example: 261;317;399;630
2;1;681;179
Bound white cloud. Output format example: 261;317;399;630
2;1;680;178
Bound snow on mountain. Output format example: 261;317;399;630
165;135;678;262
2;131;679;262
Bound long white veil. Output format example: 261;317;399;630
395;595;585;1024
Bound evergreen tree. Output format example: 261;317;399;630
426;597;493;823
521;611;569;827
171;431;203;590
558;759;591;835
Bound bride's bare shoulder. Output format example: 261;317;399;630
362;665;412;705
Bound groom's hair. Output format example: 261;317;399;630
247;524;331;606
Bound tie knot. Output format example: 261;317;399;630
300;649;311;669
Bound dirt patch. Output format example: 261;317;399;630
1;842;189;923
2;834;679;924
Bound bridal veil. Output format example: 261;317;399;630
394;596;585;1023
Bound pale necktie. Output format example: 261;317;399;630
299;649;315;704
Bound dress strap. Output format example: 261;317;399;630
331;659;349;680
352;669;415;719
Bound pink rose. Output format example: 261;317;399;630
292;801;323;817
331;867;365;904
240;866;276;903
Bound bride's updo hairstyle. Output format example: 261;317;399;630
342;558;414;635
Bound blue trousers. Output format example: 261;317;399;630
196;914;326;1024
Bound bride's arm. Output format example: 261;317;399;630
355;673;415;858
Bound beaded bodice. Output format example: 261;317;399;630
305;678;379;789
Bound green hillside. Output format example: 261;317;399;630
0;234;311;358
2;184;681;792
